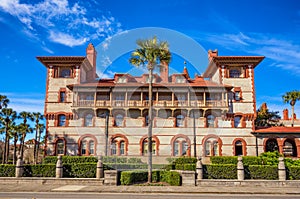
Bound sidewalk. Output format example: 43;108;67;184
1;182;300;195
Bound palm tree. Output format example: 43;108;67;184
0;108;17;164
32;112;44;164
18;111;34;160
11;124;20;164
282;91;300;127
36;123;45;163
129;36;171;182
0;95;9;110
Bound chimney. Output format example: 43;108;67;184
86;43;97;80
208;49;218;61
160;61;169;83
283;109;289;120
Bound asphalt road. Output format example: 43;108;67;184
0;192;300;199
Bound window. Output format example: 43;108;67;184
111;142;117;155
229;69;241;78
176;76;186;83
120;141;125;155
234;140;243;156
176;115;185;127
84;114;93;127
58;115;66;127
89;141;95;155
117;76;127;83
265;138;278;153
111;135;128;156
59;91;66;102
234;116;241;128
56;139;65;155
235;91;240;101
204;137;219;156
115;114;124;127
206;114;215;127
60;68;71;78
172;136;190;156
142;139;156;155
283;139;297;157
81;141;87;155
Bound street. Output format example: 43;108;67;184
0;192;299;199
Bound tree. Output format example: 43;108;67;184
0;95;9;110
11;124;20;164
0;108;17;164
35;123;45;164
18;111;34;160
255;103;282;127
129;36;171;182
32;112;44;164
282;90;300;127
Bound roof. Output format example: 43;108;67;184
253;126;300;134
36;56;86;67
203;56;265;78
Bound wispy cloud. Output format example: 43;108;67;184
0;0;122;48
97;70;115;79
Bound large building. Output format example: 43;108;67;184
37;43;300;162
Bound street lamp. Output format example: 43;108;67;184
193;110;196;157
105;112;109;156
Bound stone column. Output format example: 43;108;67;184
15;155;24;178
237;156;244;181
96;156;104;179
56;155;63;178
278;157;286;181
196;156;203;180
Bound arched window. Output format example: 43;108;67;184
84;114;93;127
110;135;128;156
234;116;242;128
142;139;157;156
79;136;97;156
283;139;297;157
235;140;243;156
172;136;190;157
56;139;65;155
206;114;215;127
115;114;124;127
265;138;278;152
204;137;219;156
58;114;66;127
176;114;185;127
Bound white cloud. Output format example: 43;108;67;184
0;0;122;47
97;70;115;79
49;31;87;47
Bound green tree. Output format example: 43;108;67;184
0;108;17;164
35;123;45;164
11;123;21;164
255;103;282;127
129;36;171;182
18;111;34;160
32;112;44;164
0;95;9;110
282;90;300;127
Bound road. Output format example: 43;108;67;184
0;192;299;199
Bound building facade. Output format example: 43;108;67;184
38;43;286;161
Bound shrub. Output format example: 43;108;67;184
184;164;196;171
0;164;15;177
287;166;300;180
43;156;97;164
174;157;197;165
120;170;148;185
23;164;56;177
206;164;237;179
175;164;184;170
166;157;177;164
242;156;262;166
160;171;181;186
246;165;278;180
127;158;143;164
103;156;127;163
63;163;96;178
210;156;238;165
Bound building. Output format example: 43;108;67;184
38;43;299;162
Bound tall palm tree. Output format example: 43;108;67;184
11;123;20;164
0;108;17;164
19;111;34;160
35;123;45;163
282;90;300;127
32;112;44;164
129;36;171;182
0;95;9;110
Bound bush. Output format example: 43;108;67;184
63;163;96;178
206;164;237;179
175;164;184;170
287;166;300;180
174;157;197;165
0;164;15;177
160;170;181;186
23;164;56;177
103;156;127;163
43;156;97;164
183;164;196;171
120;170;148;185
210;156;238;165
242;156;262;166
246;165;278;180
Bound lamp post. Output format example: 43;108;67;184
193;110;196;157
105;112;109;156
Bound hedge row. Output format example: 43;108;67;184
105;163;167;170
287;166;300;180
120;170;181;186
23;164;56;177
0;164;15;177
245;165;278;180
205;164;237;179
42;156;144;164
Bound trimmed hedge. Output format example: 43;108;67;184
210;156;238;165
120;170;181;186
0;164;15;177
43;156;97;164
246;165;278;180
63;163;96;178
23;164;56;177
205;164;237;179
287;166;300;180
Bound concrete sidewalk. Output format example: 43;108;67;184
0;181;300;195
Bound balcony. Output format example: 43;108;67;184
73;99;227;108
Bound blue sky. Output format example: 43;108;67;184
0;0;300;125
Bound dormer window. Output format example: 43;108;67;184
59;67;72;78
229;69;241;78
176;76;186;83
117;76;127;83
146;76;156;83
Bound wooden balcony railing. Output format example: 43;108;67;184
73;100;227;108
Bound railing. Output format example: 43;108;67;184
73;100;227;108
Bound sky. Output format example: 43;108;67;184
0;0;300;137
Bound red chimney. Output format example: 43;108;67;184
283;109;289;120
208;49;218;61
160;61;169;83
